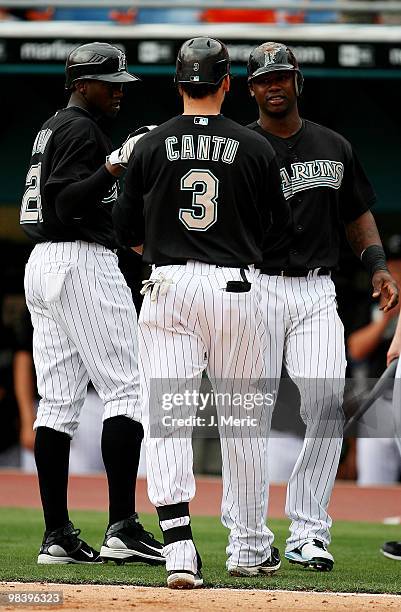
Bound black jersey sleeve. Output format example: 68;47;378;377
45;135;99;189
340;146;377;224
54;165;116;225
113;152;145;247
44;119;116;224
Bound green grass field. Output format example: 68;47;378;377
0;508;400;594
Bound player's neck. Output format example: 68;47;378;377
258;111;302;139
182;96;222;116
67;93;100;120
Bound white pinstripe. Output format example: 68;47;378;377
139;261;274;570
257;272;346;551
24;241;141;437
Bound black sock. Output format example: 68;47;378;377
157;503;193;545
34;427;71;532
101;416;143;525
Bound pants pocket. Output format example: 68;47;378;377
44;265;72;303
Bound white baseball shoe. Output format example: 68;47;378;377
285;539;334;571
167;569;204;589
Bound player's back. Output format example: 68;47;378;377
128;114;282;267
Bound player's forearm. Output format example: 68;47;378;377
344;210;382;258
387;311;401;364
53;165;116;225
392;310;401;345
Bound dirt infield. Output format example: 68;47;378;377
1;582;401;611
1;471;401;522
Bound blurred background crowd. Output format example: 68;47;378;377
1;1;400;26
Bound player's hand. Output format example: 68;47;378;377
105;159;124;178
372;270;399;313
108;125;157;168
131;245;143;255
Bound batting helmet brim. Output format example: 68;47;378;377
73;71;141;85
248;64;296;82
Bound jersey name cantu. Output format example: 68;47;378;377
20;107;117;248
248;119;376;269
116;114;288;266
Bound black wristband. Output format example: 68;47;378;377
361;245;388;277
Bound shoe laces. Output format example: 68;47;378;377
43;523;84;555
123;514;159;542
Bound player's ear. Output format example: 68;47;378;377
222;75;230;92
75;81;86;95
248;83;255;97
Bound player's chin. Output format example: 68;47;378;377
265;104;290;119
107;104;121;118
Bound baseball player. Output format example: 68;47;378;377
347;237;401;486
112;37;290;588
20;42;163;565
381;303;401;560
246;42;399;571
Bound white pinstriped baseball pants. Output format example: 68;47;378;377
257;271;346;551
24;241;141;437
138;261;275;569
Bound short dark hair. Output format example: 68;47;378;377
179;82;221;99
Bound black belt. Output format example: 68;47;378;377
259;267;330;277
155;259;188;268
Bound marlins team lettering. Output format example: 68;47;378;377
280;159;344;200
165;135;239;164
31;128;52;155
101;182;118;206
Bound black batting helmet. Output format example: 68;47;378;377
247;42;304;95
175;37;230;85
65;42;140;90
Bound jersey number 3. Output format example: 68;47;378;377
179;169;218;231
20;163;43;224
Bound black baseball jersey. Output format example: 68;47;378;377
114;114;289;266
247;119;377;269
20;106;118;248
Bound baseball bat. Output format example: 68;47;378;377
343;357;399;436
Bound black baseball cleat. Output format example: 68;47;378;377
228;546;281;576
381;541;401;560
285;539;334;571
100;513;165;565
37;521;101;564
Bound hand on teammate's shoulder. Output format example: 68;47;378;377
108;125;158;169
